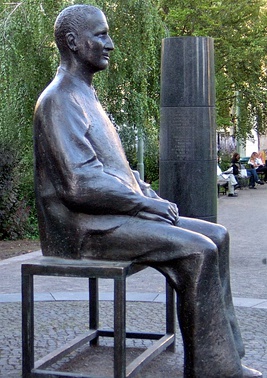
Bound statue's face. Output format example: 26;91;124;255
75;10;114;72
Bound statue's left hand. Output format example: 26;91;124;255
137;197;179;225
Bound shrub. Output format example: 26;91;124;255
0;143;36;240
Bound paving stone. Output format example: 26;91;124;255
0;302;266;377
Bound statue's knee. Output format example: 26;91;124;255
204;245;219;263
216;224;229;246
188;239;218;265
192;236;219;265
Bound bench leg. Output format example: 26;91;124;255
166;281;176;352
22;268;34;378
89;277;99;346
114;278;126;378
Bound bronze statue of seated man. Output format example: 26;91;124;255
33;4;261;377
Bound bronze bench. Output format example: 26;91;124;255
22;257;176;378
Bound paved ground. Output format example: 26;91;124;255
0;184;266;377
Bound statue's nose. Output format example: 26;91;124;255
106;35;114;51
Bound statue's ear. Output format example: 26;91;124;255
66;32;78;52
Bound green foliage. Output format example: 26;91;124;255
218;152;232;172
0;142;37;239
151;179;159;192
0;0;66;239
92;0;165;177
159;0;267;138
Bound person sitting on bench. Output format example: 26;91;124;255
249;151;267;182
231;152;263;189
217;164;238;197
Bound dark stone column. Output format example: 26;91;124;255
159;37;217;223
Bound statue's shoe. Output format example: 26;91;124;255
242;365;262;377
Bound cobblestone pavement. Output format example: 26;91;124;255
0;184;267;377
0;302;266;377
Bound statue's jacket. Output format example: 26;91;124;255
34;67;148;259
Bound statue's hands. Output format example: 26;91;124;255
137;197;179;225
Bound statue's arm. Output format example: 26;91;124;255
35;96;178;224
58;149;177;223
131;170;160;199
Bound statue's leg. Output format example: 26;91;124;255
81;219;243;377
177;217;245;358
151;243;242;377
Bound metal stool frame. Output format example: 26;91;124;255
22;257;176;378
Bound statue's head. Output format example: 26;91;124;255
54;4;114;73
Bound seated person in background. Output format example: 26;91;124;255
258;150;266;164
217;164;238;197
249;151;267;182
231;152;263;189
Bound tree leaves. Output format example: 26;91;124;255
160;0;267;140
